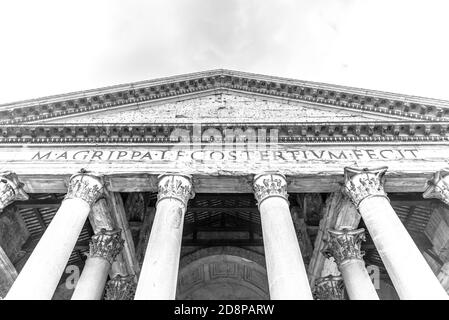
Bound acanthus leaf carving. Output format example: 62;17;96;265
343;167;388;208
0;171;28;211
65;170;103;206
157;174;193;207
423;169;449;205
313;275;345;300
253;173;288;206
322;228;366;266
88;228;124;265
104;274;136;300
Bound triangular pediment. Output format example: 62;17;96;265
29;90;412;124
1;69;448;125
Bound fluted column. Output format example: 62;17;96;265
71;229;124;300
322;228;379;300
344;167;448;300
313;275;345;300
104;275;136;300
134;174;193;300
0;171;28;211
253;173;313;300
5;171;103;300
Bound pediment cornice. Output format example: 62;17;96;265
1;121;448;144
1;69;449;124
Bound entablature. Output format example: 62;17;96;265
1;121;449;144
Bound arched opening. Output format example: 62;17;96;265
176;248;269;300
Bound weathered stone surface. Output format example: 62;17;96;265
0;207;29;263
0;246;17;298
177;254;269;300
180;246;266;269
39;93;396;124
135;207;155;266
308;192;361;286
2;144;448;195
425;205;449;262
2;69;444;126
290;206;313;261
105;192;140;277
295;194;325;224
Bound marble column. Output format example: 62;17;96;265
313;275;345;300
438;262;449;293
71;229;124;300
104;275;136;300
0;172;25;297
5;171;103;300
424;169;449;294
322;228;379;300
253;173;313;300
134;174;193;300
344;167;448;300
0;171;28;211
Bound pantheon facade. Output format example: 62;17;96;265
0;70;448;300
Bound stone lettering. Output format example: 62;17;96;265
32;151;52;160
28;148;421;163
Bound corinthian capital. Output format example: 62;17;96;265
313;275;345;300
65;170;103;206
322;228;366;266
0;171;28;212
88;229;124;264
104;275;136;300
423;169;449;205
253;173;288;206
157;174;193;207
343;167;388;208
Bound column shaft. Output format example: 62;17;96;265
360;197;448;299
5;172;102;300
344;167;447;300
259;198;313;299
340;260;378;300
254;173;313;300
134;174;192;300
71;229;124;300
424;169;449;294
6;199;91;299
71;257;110;300
323;228;378;300
0;171;28;211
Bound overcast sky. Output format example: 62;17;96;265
1;0;448;104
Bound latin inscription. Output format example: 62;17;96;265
30;148;420;162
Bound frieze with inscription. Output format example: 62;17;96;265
27;147;420;162
1;144;448;181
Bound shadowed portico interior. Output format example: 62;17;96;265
1;191;440;300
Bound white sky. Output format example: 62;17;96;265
1;0;448;104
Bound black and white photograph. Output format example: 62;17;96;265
0;0;448;311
